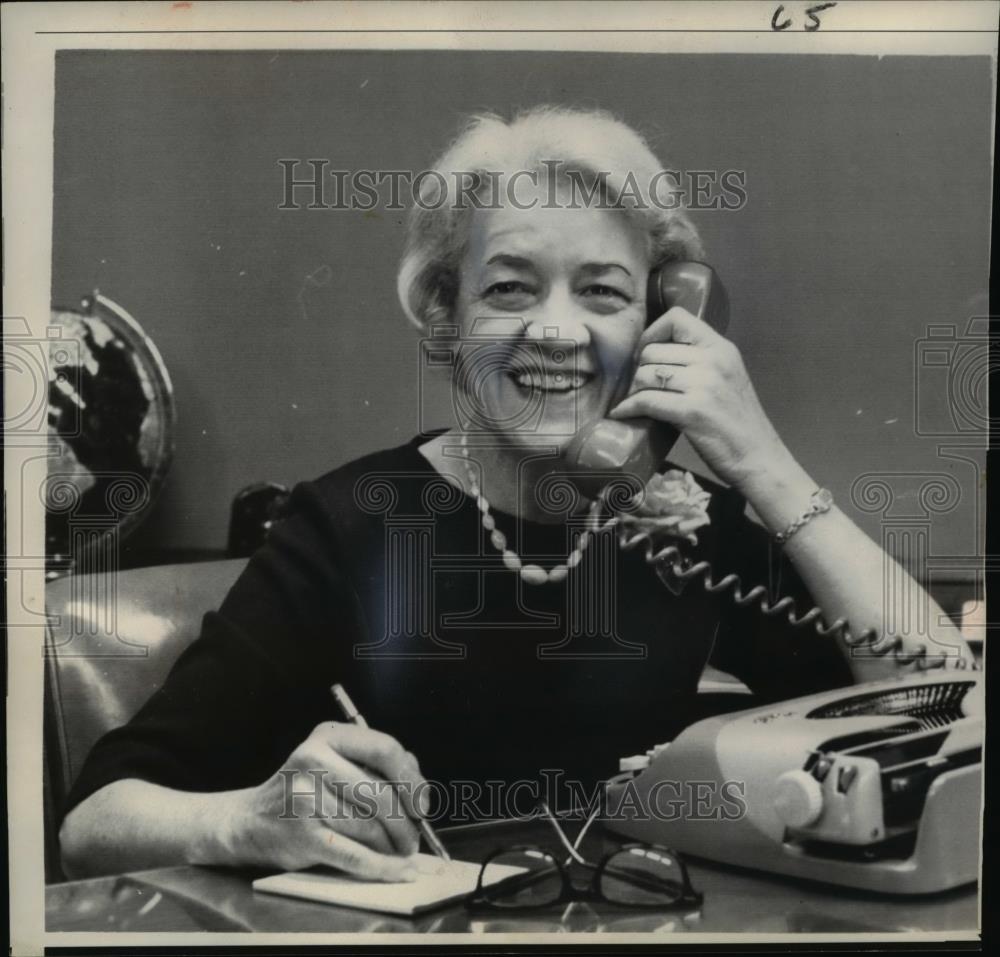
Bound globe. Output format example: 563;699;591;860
46;293;175;573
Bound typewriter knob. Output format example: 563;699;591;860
772;770;824;828
961;686;983;719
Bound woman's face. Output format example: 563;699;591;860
453;190;650;451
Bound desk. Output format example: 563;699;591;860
46;817;977;935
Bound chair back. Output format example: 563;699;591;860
44;559;247;814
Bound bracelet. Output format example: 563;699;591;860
774;488;834;544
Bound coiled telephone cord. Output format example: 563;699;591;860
590;505;977;672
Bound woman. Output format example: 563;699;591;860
59;106;974;882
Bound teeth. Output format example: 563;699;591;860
513;371;589;391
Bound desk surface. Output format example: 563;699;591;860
47;817;978;936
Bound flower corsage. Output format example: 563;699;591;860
615;469;712;547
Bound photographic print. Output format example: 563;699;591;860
4;1;993;951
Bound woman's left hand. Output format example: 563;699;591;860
608;306;790;491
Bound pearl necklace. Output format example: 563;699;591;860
459;433;604;585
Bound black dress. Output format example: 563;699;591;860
62;431;853;823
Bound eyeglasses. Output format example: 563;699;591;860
469;802;702;911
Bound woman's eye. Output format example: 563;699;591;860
581;284;632;305
486;281;530;295
483;281;535;306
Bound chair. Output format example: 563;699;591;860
44;559;247;881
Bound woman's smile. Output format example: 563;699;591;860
505;360;596;394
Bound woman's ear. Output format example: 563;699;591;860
398;256;459;329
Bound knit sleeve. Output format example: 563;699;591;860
59;480;363;821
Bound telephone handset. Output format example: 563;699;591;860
562;261;730;498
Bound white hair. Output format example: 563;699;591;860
396;105;705;332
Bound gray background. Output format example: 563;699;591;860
52;51;990;574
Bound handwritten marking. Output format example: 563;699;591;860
772;2;838;31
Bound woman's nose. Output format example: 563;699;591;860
523;287;592;346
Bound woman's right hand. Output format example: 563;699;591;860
222;721;431;881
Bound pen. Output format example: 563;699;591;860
330;683;451;862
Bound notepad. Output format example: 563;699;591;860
252;854;525;916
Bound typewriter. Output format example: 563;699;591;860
604;671;983;894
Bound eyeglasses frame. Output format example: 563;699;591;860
468;802;702;911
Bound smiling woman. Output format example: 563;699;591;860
58;105;974;884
